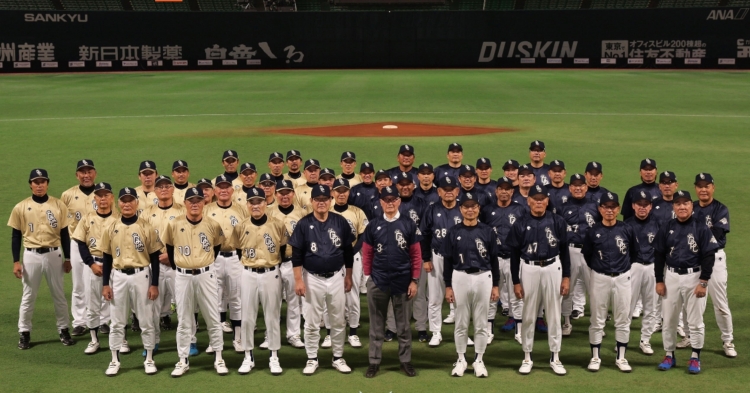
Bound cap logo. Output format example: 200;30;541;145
452;143;458;147
593;162;598;168
319;186;325;193
503;177;509;181
465;165;470;170
386;187;392;193
145;161;151;168
228;151;233;157
99;183;104;188
678;191;684;196
699;173;705;179
446;178;452;184
125;187;130;193
338;179;344;185
508;160;512;164
221;175;226;181
535;141;540;146
467;193;472;198
347;152;352;157
607;192;613;199
36;169;42;176
405;145;410;151
82;160;89;165
192;188;198;194
274;153;280;158
646;158;651;164
554;160;559;165
282;180;288;186
178;160;184;166
536;185;542;192
252;189;258;196
365;163;370;168
291;150;297;155
575;174;581;179
640;191;646;198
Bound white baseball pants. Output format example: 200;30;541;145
151;263;173;344
562;246;589;317
629;262;656;342
520;258;562;354
109;268;155;351
452;270;492;355
489;257;523;320
84;261;111;329
662;269;706;352
175;265;223;359
70;240;87;328
216;252;242;321
18;248;70;333
280;261;302;338
345;252;363;329
589;269;632;345
241;267;283;351
303;268;346;358
708;250;733;342
427;251;446;334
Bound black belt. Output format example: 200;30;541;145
594;270;627;277
219;251;236;257
459;268;487;274
177;266;210;275
633;261;653;265
244;266;277;274
569;243;583;248
117;267;146;275
26;247;58;254
281;259;292;263
309;271;338;278
92;256;105;263
523;257;557;267
668;266;700;275
498;253;511;259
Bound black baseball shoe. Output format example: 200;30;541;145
71;326;87;336
418;331;428;343
384;330;395;342
161;315;172;331
100;324;111;335
365;364;379;378
18;332;30;350
60;328;75;346
400;362;416;377
131;314;141;332
571;310;583;320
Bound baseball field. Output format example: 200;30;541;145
0;69;748;392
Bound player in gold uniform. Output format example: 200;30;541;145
339;152;363;188
294;158;321;214
136;160;159;215
283;150;304;187
234;162;258;205
171;160;195;203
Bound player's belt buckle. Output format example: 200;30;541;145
281;259;292;263
220;251;236;257
118;267;145;275
668;266;700;275
178;266;210;275
27;247;58;254
524;257;556;267
92;256;104;263
569;243;583;248
246;266;276;274
463;268;482;274
633;261;653;265
597;270;625;277
310;271;336;278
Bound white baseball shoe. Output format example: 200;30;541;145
653;320;662;332
144;359;157;375
677;326;686;338
473;361;488;378
615;358;632;373
171;361;189;377
518;360;533;374
549;360;567;375
639;340;654;355
321;335;332;348
487;334;494;345
429;333;442;347
562;323;573;336
221;321;233;334
514;334;523;345
206;345;215;354
632;307;642;319
303;359;319;375
215;359;229;375
723;342;737;358
269;356;283;375
348;335;362;348
85;341;100;354
443;314;455;324
676;336;691;349
259;337;269;350
238;357;255;374
119;340;130;354
288;335;305;348
451;358;468;377
467;337;474;347
332;358;351;374
105;361;120;376
233;339;244;353
587;357;601;372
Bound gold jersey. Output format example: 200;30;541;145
234;216;288;268
135;186;158;216
204;201;248;251
172;183;196;204
266;204;306;260
72;210;122;258
330;204;368;246
162;215;225;269
8;196;70;249
293;182;314;215
100;216;161;269
60;185;97;234
142;202;186;252
337;174;363;188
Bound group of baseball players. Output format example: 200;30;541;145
9;140;735;378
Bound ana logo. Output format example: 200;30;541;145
199;232;211;252
263;233;276;253
395;230;407;249
132;233;145;252
707;8;748;20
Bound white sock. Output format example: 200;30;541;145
666;350;674;358
618;346;627;359
457;353;465;362
145;349;153;362
214;350;223;362
516;322;523;335
565;316;571;325
592;346;600;358
90;329;98;343
245;350;254;361
552;352;560;362
524;352;531;362
475;353;483;362
234;326;242;342
111;350;119;363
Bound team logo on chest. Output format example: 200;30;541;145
230;215;239;227
199;232;211;252
475;238;488;258
508;214;516;225
46;210;58;228
615;236;627;255
647;232;655;243
408;209;419;225
453;216;462;225
289;220;297;231
264;233;277;253
328;228;342;247
561;196;568;204
92;199;98;211
346;219;356;236
687;234;699;253
705;215;713;228
395;230;407;250
545;227;557;247
584;212;595;227
132;233;145;252
153;198;158;206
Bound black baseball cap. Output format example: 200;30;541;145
304;159;320;170
529;140;545;151
240;162;257;174
437;176;458;188
360;162;374;173
340;151;356;161
585;161;602;173
222;150;238;161
599;191;619;206
118;187;138;200
268;152;284;162
172;160;188;171
196;178;213;188
215;175;232;186
246;187;265;201
549;160;566;170
332;178;350;190
418;163;434;173
528;184;548;198
276;179;294;191
673;190;692;202
496;176;514;187
286;150;301;160
258;173;276;185
502;159;520;170
319;168;336;178
395;172;412;184
569;173;586;185
447;142;463;152
659;171;677;183
459;165;476;176
311;184;331;199
632;190;653;203
93;182;112;193
29;168;49;182
517;164;534;175
398;144;415;155
184;187;204;200
77;159;95;171
155;175;172;185
694;173;714;185
460;192;480;207
476;157;491;168
640;158;657;169
139;160;156;173
375;169;390;180
379;186;399;200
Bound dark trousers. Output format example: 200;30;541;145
367;278;412;364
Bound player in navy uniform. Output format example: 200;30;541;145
654;190;719;374
511;165;536;209
584;162;610;204
388;145;419;184
561;173;601;332
480;177;526;344
289;185;356;375
456;165;492;208
502;159;520;187
652;171;678;224
348;162;378;217
692;173;735;358
435;143;464;179
546;160;570;214
443;194;500;378
621;158;659;220
582;192;638;373
414;163;439;206
526;140;550;186
507;185;571;375
474;158;497;203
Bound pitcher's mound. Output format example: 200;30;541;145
268;122;514;137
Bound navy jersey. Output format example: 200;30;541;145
475;180;498;204
525;163;550;186
414;185;440;206
398;196;427;228
560;197;601;245
419;201;463;261
288;213;355;273
582;221;638;274
434;164;462;179
693;199;730;249
349;182;378;219
506;211;570;284
457;187;493;208
625;214;660;263
547;183;571;215
363;215;421;295
653;216;719;282
387;166;419;185
586;185;611;205
442;222;500;287
480;202;526;257
651;197;675;224
622;182;660;220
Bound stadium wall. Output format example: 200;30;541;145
0;9;748;71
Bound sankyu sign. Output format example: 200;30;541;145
24;13;88;23
478;41;578;62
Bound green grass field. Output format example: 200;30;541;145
1;70;749;392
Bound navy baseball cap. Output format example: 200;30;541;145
599;191;619;206
437;176;458;189
585;161;602;173
172;160;188;171
496;176;514;187
332;178;350;190
215;174;232;186
311;184;331;199
240;162;257;174
139;160;156;173
694;173;714;185
379;186;399;200
93;182;112;193
529;140;545;151
460;192;480;207
268;152;284;162
640;158;657;169
569;173;586;185
286;150;301;160
660;171;677;183
447;142;463;152
155;175;172;185
118;187;138;200
398;144;415;155
360;162;374;173
528;184;548;198
375;169;390;180
476;157;491;168
341;151;356;161
673;190;692;202
549;160;566;170
632;190;653;203
77;159;95;171
395;172;412;184
319;168;336;178
196;178;213;188
258;173;275;185
246;187;265;201
502;159;520;170
276;179;294;191
222;150;238;161
459;165;476;176
29;168;49;182
304;159;320;170
418;163;434;173
184;187;204;201
517;164;534;175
